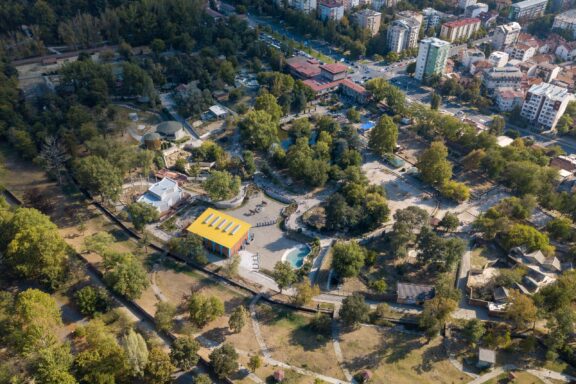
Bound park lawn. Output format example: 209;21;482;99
255;303;345;380
235;355;315;384
340;326;470;384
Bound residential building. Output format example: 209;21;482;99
462;48;485;67
551;0;575;12
507;43;536;61
534;63;561;82
137;177;184;214
440;18;481;42
318;0;345;21
521;83;573;130
387;18;421;53
488;51;509;67
470;59;493;75
551;154;576;172
370;0;397;9
482;66;523;94
340;79;370;103
508;0;547;21
478;10;498;27
495;87;525;111
397;11;424;26
187;208;252;257
354;9;382;36
292;0;317;13
342;0;360;9
422;8;443;30
553;9;576;38
459;0;476;9
465;2;489;18
396;283;435;305
415;37;451;81
492;22;521;50
555;42;576;61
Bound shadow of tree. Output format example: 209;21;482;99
201;326;228;344
414;342;445;374
288;323;329;351
384;332;423;364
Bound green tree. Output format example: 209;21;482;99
2;207;69;288
339;294;370;327
272;261;297;293
170;336;200;370
248;355;262;372
417;141;452;187
419;297;457;342
242;150;256;176
239;110;278;150
12;289;62;352
440;180;470;202
255;92;283;122
150;38;166;55
144;347;174;384
546;217;573;241
502;223;554;255
188;293;225;327
209;343;239;378
123;329;149;377
74;155;123;202
33;343;77;384
154;301;176;332
346;107;361;123
74;285;110;317
194;374;212;384
291;117;312;138
168;233;208;265
490;116;505;135
365;78;406;114
506;290;538;330
293;281;320;306
431;92;441;110
84;231;115;255
332;241;366;279
102;251;149;299
228;306;248;333
203;170;241;201
389;206;430;258
368;115;398;156
462;319;485;347
127;202;159;231
439;212;459;232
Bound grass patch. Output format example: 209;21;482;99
484;372;546;384
470;248;490;269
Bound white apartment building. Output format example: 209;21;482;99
354;9;382;36
521;82;574;130
459;0;477;9
293;0;317;13
422;8;442;30
488;51;509;67
465;2;489;18
506;43;536;61
440;18;481;42
387;13;421;53
462;48;485;67
318;0;345;21
415;37;451;81
509;0;548;21
492;22;521;50
482;66;523;95
553;9;576;38
495;87;525;112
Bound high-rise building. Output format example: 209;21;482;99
387;18;421;53
508;0;547;21
318;0;345;21
521;83;574;130
354;9;382;36
492;22;521;50
415;37;451;81
293;0;317;13
440;18;481;42
459;0;477;9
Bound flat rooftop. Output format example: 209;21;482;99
187;208;252;249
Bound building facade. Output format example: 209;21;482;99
508;0;547;21
415;37;451;81
459;0;476;9
507;43;536;61
482;66;523;95
440;18;481;42
495;87;525;111
292;0;317;13
488;51;509;67
465;2;489;18
492;22;521;50
318;0;345;21
354;9;382;36
521;82;574;130
553;9;576;38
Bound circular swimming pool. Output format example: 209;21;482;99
282;244;311;269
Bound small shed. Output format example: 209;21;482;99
477;348;496;369
396;283;435;305
209;105;229;119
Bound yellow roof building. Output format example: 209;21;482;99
186;208;252;249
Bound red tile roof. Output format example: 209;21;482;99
302;78;344;93
320;63;348;74
340;79;367;94
443;18;481;28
